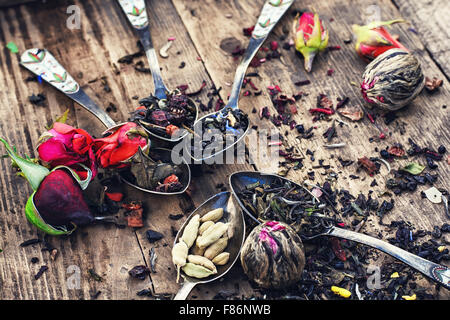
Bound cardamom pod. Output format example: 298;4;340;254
197;222;229;249
200;208;224;223
191;242;205;256
212;252;230;265
180;214;200;249
198;221;214;236
204;237;228;260
182;262;215;279
187;255;217;273
172;241;188;283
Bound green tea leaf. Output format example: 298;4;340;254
55;109;70;124
6;42;18;54
401;162;425;175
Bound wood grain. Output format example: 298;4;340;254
393;0;450;78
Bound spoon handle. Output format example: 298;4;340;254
328;227;450;289
227;0;294;108
173;280;197;300
20;48;116;128
117;0;168;100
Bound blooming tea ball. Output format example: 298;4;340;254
240;221;305;289
361;49;424;110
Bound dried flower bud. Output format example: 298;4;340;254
361;49;424;110
292;12;329;72
240;221;305;289
353;19;407;61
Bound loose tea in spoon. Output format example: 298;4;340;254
130;89;197;140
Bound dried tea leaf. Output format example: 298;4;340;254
401;163;425;175
6;41;18;54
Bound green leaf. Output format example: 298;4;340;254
0;138;49;191
6;41;19;54
401;162;425;175
54;109;70;125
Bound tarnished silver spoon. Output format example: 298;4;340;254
20;48;191;196
186;0;294;162
117;0;198;143
229;171;450;290
173;191;245;300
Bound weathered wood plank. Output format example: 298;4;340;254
393;0;450;78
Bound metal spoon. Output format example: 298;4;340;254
117;0;198;143
20;48;116;128
229;171;450;290
173;191;245;300
19;48;191;196
186;0;294;162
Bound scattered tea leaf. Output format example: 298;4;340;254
401;163;425;175
34;265;48;280
88;269;103;282
6;41;19;54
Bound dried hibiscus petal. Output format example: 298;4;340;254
358;156;377;175
331;238;347;262
338;106;364;121
387;145;405;157
424;77;443;92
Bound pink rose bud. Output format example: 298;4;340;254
292;12;329;72
352;19;408;62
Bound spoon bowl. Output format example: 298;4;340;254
186;107;250;162
173;191;245;300
119;147;191;195
136;95;199;143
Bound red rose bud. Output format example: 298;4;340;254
292;12;329;72
93;122;148;168
33;169;94;228
352;19;407;61
37;122;97;180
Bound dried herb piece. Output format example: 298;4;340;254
34;265;48;280
358;157;377;175
338;106;364;121
401;163;425;175
29;93;46;106
88;269;103;282
20;239;41;247
128;265;150;280
146;230;164;243
424;77;443;92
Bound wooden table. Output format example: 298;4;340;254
0;0;448;300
